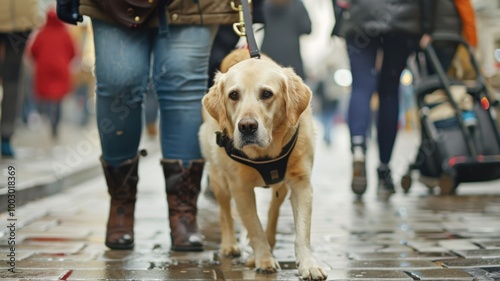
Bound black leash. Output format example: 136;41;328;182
241;0;260;58
233;0;261;59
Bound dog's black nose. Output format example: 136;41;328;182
238;118;258;135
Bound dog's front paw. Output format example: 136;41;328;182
297;257;327;281
255;256;280;274
220;243;241;257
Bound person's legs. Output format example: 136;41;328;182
153;25;216;251
377;36;412;165
93;20;150;166
376;34;413;200
153;25;216;164
345;35;380;196
92;19;152;250
48;101;62;138
346;36;380;149
1;32;29;157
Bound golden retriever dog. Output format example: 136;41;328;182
199;49;327;281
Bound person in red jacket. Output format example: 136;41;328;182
27;8;77;138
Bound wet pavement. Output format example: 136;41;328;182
1;124;500;280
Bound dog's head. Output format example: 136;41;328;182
203;58;311;150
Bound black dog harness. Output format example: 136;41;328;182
215;127;300;186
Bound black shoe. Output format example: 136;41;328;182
377;167;396;201
351;146;367;195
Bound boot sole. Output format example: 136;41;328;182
171;245;204;252
105;241;134;250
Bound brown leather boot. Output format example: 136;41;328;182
161;159;205;252
101;152;145;250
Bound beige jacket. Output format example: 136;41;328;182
79;0;241;26
0;0;39;33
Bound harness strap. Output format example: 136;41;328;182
216;127;299;185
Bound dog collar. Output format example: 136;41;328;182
215;127;299;186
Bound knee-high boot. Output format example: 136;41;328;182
161;159;205;251
101;151;145;249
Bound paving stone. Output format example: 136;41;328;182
404;240;449;253
20;219;59;231
217;268;301;281
347;260;440;270
460;268;490;280
0;251;33;261
473;239;500;249
0;242;85;254
10;260;154;270
453;249;500;258
342;225;396;234
18;229;91;241
0;260;105;270
97;250;144;261
375;245;415;253
167;250;216;263
441;222;469;232
401;222;443;232
326;269;413;280
480;267;500;279
437;258;500;268
348;252;457;261
454;231;500;239
0;269;69;280
413;231;457;240
26;252;99;261
438;240;480;251
66;269;217;280
485;205;500;213
405;268;474;280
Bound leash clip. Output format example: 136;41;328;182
231;1;251;37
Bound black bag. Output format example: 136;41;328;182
56;0;83;25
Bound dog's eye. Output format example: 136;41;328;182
261;90;273;100
228;91;239;100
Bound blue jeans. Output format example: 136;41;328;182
346;34;414;164
92;20;216;167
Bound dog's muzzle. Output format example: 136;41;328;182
237;118;259;147
238;118;258;135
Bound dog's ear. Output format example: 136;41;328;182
202;72;227;130
282;68;312;126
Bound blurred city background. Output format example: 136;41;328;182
4;0;500;158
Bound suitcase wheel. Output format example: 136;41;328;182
401;174;412;194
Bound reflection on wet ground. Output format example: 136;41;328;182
2;128;500;280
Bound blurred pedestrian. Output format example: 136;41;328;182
332;0;426;201
70;0;239;251
261;0;311;80
315;79;338;146
419;0;477;75
27;8;77;139
0;0;39;157
332;0;472;200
